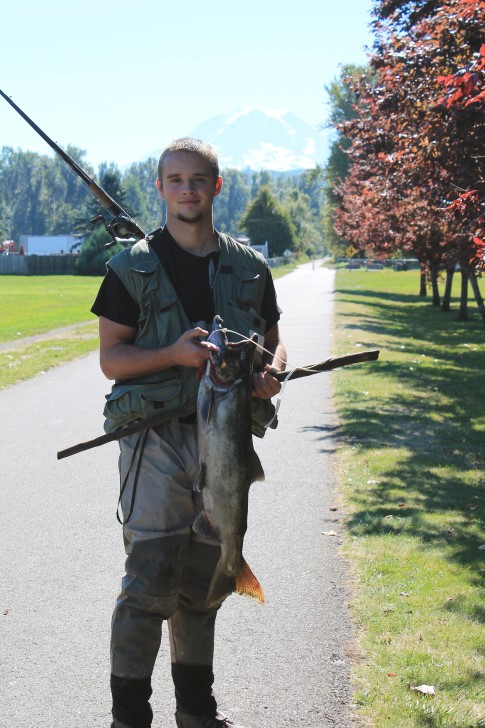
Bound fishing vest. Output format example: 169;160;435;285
102;233;277;437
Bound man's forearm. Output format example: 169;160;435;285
100;342;178;381
269;341;287;372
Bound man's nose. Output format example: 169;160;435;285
182;179;196;193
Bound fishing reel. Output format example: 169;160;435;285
91;214;144;249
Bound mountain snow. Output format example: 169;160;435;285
142;107;328;172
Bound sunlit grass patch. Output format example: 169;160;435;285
0;324;99;388
333;270;484;727
0;275;101;342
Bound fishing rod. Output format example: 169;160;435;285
0;89;146;247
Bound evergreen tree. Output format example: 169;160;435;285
239;185;297;257
76;224;124;276
214;169;251;235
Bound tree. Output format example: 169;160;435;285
76;225;124;276
322;65;371;256
331;0;484;319
283;188;323;256
214;169;251;236
123;158;162;232
74;161;131;237
239;186;297;257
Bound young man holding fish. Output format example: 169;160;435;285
91;138;286;728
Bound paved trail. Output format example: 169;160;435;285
0;264;356;728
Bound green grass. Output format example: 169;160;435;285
0;324;99;388
0;275;102;342
0;275;102;387
333;270;484;727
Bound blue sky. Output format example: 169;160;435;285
1;0;374;169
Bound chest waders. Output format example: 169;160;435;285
107;235;275;728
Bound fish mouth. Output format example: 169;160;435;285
207;356;241;390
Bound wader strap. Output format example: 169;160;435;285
117;429;150;525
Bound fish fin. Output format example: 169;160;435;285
194;463;206;492
250;451;265;483
235;559;265;604
192;510;219;541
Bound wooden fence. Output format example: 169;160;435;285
0;254;79;275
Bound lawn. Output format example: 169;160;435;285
0;275;102;342
332;268;484;727
0;276;102;388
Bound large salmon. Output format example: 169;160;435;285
193;316;265;605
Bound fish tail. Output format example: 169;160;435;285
236;559;265;604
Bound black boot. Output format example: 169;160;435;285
110;674;153;728
174;712;247;728
171;664;218;717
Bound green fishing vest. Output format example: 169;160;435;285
103;233;277;438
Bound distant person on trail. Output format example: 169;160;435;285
91;137;286;728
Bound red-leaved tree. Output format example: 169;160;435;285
333;0;484;320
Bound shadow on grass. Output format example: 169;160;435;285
309;283;484;622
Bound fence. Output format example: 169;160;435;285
335;257;420;271
0;254;79;275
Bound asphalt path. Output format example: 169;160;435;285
0;263;356;728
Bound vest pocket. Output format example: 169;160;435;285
234;269;262;309
225;301;266;342
104;375;182;432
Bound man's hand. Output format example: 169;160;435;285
98;317;218;380
169;327;218;368
251;364;282;400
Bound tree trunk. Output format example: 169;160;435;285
468;269;485;323
429;265;441;306
441;264;455;312
457;269;468;320
419;268;427;296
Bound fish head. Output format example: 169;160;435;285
209;340;253;387
205;317;257;390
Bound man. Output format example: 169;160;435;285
91;138;286;728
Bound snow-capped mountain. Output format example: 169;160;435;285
142;107;329;172
190;107;328;172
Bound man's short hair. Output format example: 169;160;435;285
158;138;220;182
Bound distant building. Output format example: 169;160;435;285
18;235;81;255
236;235;269;259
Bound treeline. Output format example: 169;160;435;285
322;0;485;321
0;146;326;274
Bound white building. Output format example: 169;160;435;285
18;235;80;255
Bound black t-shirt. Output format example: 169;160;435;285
91;226;281;332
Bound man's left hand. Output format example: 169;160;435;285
251;365;282;400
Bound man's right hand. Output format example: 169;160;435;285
169;327;218;368
98;317;218;381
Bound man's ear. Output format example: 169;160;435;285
156;177;164;199
214;176;223;198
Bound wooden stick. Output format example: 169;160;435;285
57;349;380;460
274;349;380;381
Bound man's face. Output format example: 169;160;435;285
156;151;222;224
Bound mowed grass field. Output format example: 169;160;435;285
0;275;101;342
332;269;484;727
0;276;102;388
